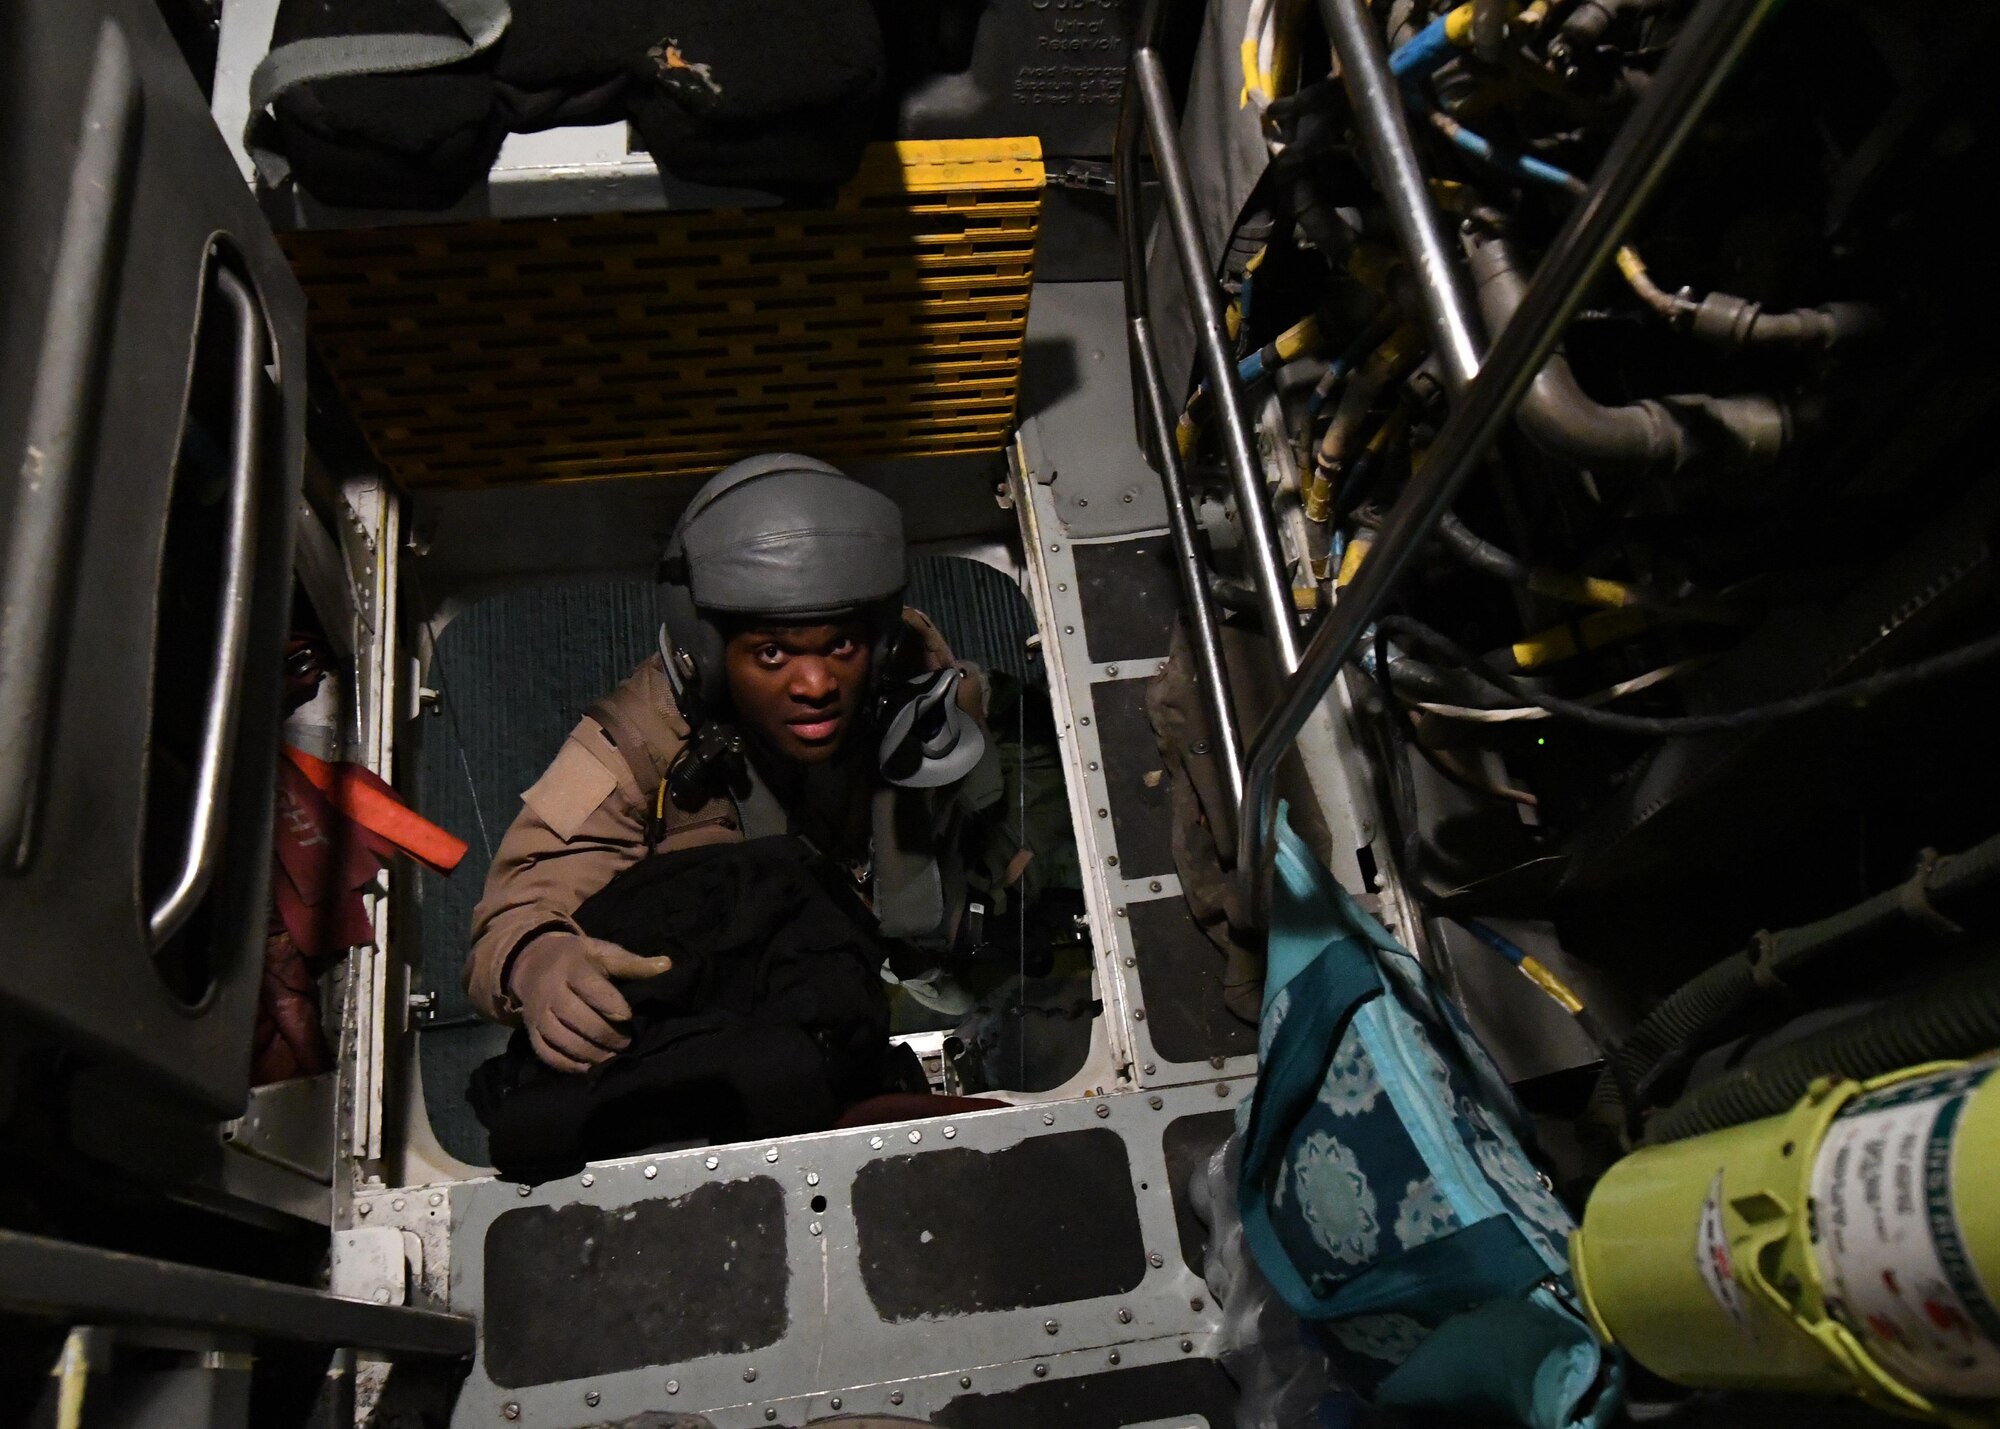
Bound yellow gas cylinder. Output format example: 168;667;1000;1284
1571;1058;2000;1426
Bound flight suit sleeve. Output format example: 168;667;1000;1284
462;718;653;1024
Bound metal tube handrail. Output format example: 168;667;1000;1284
1129;3;1303;673
1320;0;1483;394
1115;50;1248;811
1234;0;1782;920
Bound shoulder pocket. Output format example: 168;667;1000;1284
521;735;621;842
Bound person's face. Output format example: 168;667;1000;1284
722;621;873;765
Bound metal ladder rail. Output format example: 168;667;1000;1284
1232;0;1784;920
1116;0;1311;827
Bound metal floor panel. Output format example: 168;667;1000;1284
350;1083;1241;1425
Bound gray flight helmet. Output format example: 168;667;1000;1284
659;453;907;715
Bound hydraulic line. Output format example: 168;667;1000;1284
1377;614;2000;736
1467;230;1791;479
1435;510;1727;617
1494;606;1651;672
1614;245;1882;351
1307;322;1424;521
1595;832;2000;1122
1644;953;2000;1143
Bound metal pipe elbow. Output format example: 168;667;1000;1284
1465;230;1789;479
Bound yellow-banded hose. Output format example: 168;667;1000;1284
1507;607;1650;671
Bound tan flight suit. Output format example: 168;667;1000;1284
463;610;983;1024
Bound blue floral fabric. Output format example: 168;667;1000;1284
1240;810;1621;1427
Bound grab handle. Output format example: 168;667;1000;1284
148;267;266;948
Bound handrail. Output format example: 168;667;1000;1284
1124;0;1303;676
1319;0;1483;395
1234;0;1783;921
1114;18;1247;811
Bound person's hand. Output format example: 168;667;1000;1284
507;932;673;1073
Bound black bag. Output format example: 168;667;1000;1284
249;0;886;209
468;836;893;1182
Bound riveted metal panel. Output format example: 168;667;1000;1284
279;140;1044;491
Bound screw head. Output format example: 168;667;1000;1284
960;1376;972;1388
1033;1364;1049;1378
1216;1082;1230;1097
1095;1104;1110;1119
1149;880;1162;893
585;1390;601;1407
1133;1008;1146;1021
890;1391;905;1406
1124;956;1136;967
1050;543;1061;552
1042;1112;1055;1125
1096;807;1108;818
516;1184;531;1197
1191;739;1209;754
1106;665;1120;676
1141;1062;1156;1075
502;1404;520;1420
1210;1055;1227;1069
744;1367;758;1383
579;1175;593;1188
705;1155;719;1170
766;1410;778;1422
1193;1297;1206;1311
765;1147;779;1163
870;1135;885;1150
357;1203;372;1217
1181;1339;1194;1353
1149;1251;1165;1268
1117;1307;1132;1323
1149;1095;1164;1109
806;1171;820;1187
429;1191;444;1206
908;1129;922;1143
830;1398;843;1411
810;1221;823;1236
666;1380;679;1395
392;1198;407;1212
1045;1318;1060;1334
943;1126;956;1139
644;1165;657;1179
1087;760;1099;771
1080;716;1091;726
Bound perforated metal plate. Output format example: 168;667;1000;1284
281;140;1044;489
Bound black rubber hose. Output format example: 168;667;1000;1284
1376;615;2000;737
1644;955;2000;1144
1592;831;2000;1122
1464;230;1791;479
1471;0;1511;61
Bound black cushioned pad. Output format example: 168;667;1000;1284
934;1356;1238;1429
482;1177;789;1387
853;1129;1145;1320
1127;898;1259;1065
1089;676;1173;881
1074;537;1179;665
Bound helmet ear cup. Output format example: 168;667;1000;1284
660;581;727;715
